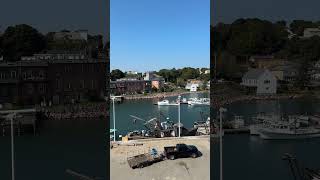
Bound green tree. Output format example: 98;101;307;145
111;69;125;81
2;24;45;61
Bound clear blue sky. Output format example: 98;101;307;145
212;0;320;25
0;0;109;39
110;0;210;72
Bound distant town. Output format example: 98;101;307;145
211;18;320;107
110;68;210;97
0;24;109;111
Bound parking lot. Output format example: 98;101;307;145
110;136;210;180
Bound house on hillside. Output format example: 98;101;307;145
249;55;286;69
270;62;300;83
303;28;320;38
185;79;203;92
144;72;165;90
241;69;277;94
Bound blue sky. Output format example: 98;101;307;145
110;0;210;72
212;0;320;25
0;0;109;39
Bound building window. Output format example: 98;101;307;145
264;80;270;84
68;82;72;89
39;84;46;93
56;79;61;89
11;71;16;79
80;80;85;89
39;71;44;79
64;66;71;73
0;72;5;79
23;72;27;80
91;80;95;89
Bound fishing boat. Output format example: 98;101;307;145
157;100;178;106
249;113;282;135
187;98;210;106
258;120;320;140
230;116;245;129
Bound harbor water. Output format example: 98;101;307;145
212;96;320;180
110;92;210;138
0;118;107;180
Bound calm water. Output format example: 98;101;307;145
110;92;210;137
0;119;107;180
212;97;320;180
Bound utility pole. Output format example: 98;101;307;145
11;113;15;180
219;107;227;180
214;53;217;81
112;97;116;142
178;95;181;138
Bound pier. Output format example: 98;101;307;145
0;109;38;136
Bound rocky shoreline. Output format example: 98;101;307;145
123;90;209;100
211;93;306;108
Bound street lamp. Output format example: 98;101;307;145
178;95;181;138
219;107;227;180
111;96;116;142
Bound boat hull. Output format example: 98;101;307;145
259;130;320;140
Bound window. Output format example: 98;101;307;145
39;84;46;93
80;80;85;89
91;80;94;89
68;82;72;89
11;71;16;79
0;73;5;79
56;79;61;89
39;71;44;79
264;80;270;84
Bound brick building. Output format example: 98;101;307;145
0;57;107;108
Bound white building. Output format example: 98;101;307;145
303;28;320;38
185;80;203;92
241;69;277;94
54;30;88;41
185;83;199;92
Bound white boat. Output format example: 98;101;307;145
230;116;245;129
187;98;210;106
258;121;320;140
157;100;178;106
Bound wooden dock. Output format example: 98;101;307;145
0;109;38;136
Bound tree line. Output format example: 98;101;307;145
111;67;210;86
212;18;320;85
0;24;109;61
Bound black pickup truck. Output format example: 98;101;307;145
163;143;199;160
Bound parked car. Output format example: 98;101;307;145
163;143;199;160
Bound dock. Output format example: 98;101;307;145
224;128;250;134
0;109;39;136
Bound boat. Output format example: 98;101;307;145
258;121;320;140
187;98;210;106
110;129;117;141
157;100;178;106
249;113;282;135
230;116;245;129
194;118;210;135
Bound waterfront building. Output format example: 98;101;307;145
270;63;300;83
185;79;203;92
144;72;165;90
241;69;277;94
0;56;107;108
110;80;151;95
